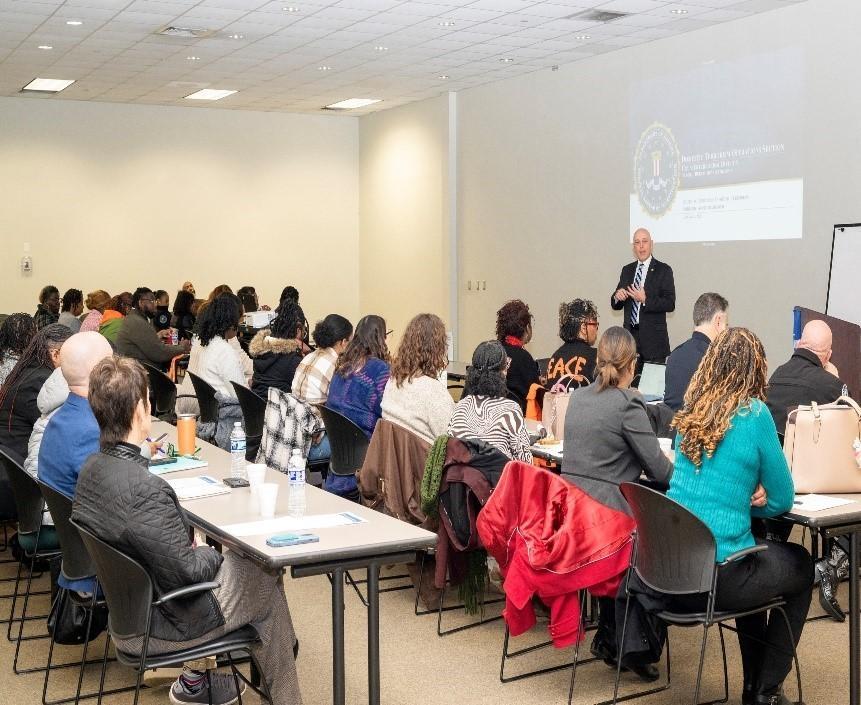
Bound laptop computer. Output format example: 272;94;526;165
637;363;666;403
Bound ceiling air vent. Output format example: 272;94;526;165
564;9;629;22
156;26;216;39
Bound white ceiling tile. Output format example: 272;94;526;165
595;0;669;11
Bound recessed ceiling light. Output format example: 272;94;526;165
324;98;381;110
438;74;449;79
575;34;591;40
438;20;455;27
282;6;300;11
499;57;515;63
187;55;201;61
318;65;332;71
670;8;688;13
37;45;53;50
65;20;83;26
184;88;236;100
374;45;388;51
228;33;244;39
22;77;75;93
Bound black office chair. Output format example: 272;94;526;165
38;482;132;705
0;446;61;673
143;363;195;423
71;520;272;705
317;406;368;504
602;483;803;705
231;382;266;462
187;372;219;426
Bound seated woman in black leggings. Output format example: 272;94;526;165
669;328;813;705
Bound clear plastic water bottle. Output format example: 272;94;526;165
287;449;306;517
230;422;247;480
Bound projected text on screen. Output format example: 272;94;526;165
629;49;803;242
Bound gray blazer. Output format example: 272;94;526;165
562;384;673;514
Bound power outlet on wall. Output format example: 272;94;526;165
465;280;487;292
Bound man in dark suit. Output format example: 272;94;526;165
610;228;675;367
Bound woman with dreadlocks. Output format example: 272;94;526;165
0;313;37;387
668;328;813;705
0;323;73;460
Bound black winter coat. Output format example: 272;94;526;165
248;330;303;399
72;443;224;641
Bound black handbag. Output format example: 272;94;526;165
47;590;109;645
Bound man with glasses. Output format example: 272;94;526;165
116;287;189;368
546;298;600;388
663;292;728;411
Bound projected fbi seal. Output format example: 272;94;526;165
634;123;681;218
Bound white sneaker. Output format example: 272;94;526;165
168;671;247;705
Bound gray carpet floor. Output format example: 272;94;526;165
0;552;849;705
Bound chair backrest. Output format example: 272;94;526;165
70;519;154;640
318;405;369;476
0;446;45;534
535;357;550;378
37;481;95;581
143;362;178;419
231;382;266;437
187;372;219;424
620;482;716;595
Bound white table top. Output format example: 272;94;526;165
150;420;436;569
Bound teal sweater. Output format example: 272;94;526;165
667;399;794;562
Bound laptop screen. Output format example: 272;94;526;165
638;363;666;399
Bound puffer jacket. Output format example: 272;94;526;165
248;330;303;399
24;367;69;478
72;443;224;642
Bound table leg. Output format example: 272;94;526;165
332;568;346;705
367;563;380;705
851;532;859;705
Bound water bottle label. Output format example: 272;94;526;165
231;439;246;452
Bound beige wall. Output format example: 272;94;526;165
358;93;452;350
0;97;360;323
455;0;861;363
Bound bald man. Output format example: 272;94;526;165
37;332;113;499
611;228;675;367
765;319;847;436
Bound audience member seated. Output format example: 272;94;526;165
99;292;132;344
80;290;111;333
193;284;233;335
276;285;300;313
562;325;673;681
447;340;532;462
58;288;84;332
765;318;849;622
182;280;196;296
24;365;68;479
116;287;189;367
496;299;540;410
0;324;73;460
669;328;813;705
177;294;248;417
0;313;36;386
34;284;60;329
72;356;302;705
171;289;197;341
249;301;306;399
663;292;728;411
545;298;599;388
381;313;454;445
238;285;270;313
292;313;352;462
153;289;171;332
327;315;391;438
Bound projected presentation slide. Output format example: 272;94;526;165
629;49;803;242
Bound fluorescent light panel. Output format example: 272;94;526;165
325;98;381;110
22;78;75;92
184;89;236;100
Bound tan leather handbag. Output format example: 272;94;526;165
540;376;584;441
783;396;861;494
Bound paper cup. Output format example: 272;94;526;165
247;464;267;486
258;483;279;518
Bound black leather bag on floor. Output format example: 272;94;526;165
47;590;108;645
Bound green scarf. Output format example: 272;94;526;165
420;436;448;518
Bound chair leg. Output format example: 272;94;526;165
775;606;803;704
612;592;633;705
227;651;243;705
693;624;711;705
567;591;588;705
42;590;64;705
